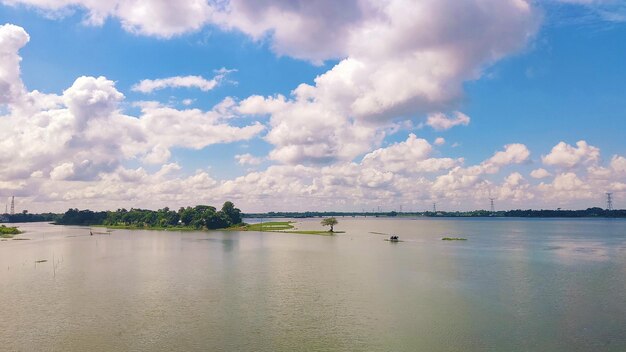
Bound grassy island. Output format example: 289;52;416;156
442;237;467;241
231;221;340;236
0;225;22;238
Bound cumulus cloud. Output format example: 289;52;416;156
361;134;460;174
0;23;29;105
434;137;445;146
542;140;600;168
530;168;551;179
426;112;471;131
2;0;213;38
487;143;530;167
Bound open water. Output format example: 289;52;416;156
1;218;625;351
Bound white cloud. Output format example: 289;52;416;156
132;69;234;93
2;0;213;38
487;143;530;167
49;162;75;180
542;140;600;168
361;134;460;174
610;155;626;173
235;153;263;166
434;137;445;146
499;172;534;203
426;112;471;131
0;23;29;105
530;168;551;179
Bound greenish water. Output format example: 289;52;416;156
1;218;625;351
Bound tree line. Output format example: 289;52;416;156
243;207;626;218
55;201;242;229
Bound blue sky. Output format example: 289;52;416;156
0;0;625;212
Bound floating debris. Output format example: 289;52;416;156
442;237;467;241
35;260;47;263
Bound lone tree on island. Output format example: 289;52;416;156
321;217;338;232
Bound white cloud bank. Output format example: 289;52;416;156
3;0;540;165
0;23;263;186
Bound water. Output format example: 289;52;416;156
1;218;625;351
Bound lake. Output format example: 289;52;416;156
1;218;625;351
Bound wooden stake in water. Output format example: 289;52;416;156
52;252;56;278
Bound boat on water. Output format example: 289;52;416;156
387;235;400;242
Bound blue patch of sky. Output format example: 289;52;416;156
461;9;626;166
1;5;334;102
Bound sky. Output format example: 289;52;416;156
1;0;625;213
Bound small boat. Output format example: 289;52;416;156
386;235;400;242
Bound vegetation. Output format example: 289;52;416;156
234;221;337;236
321;217;338;232
0;225;21;238
0;212;60;223
442;237;467;241
56;201;243;230
233;222;295;231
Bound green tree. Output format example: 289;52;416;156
321;217;338;232
221;201;242;225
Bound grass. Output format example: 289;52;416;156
442;237;467;241
94;221;341;236
234;222;295;231
231;222;341;236
94;224;197;231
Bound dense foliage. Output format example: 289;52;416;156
0;212;60;223
56;201;242;229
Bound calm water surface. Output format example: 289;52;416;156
1;218;625;351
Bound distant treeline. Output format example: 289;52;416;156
244;207;626;218
0;212;60;223
55;201;242;229
4;206;625;226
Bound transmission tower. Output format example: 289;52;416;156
10;196;15;215
606;193;613;211
489;198;495;213
432;202;437;212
